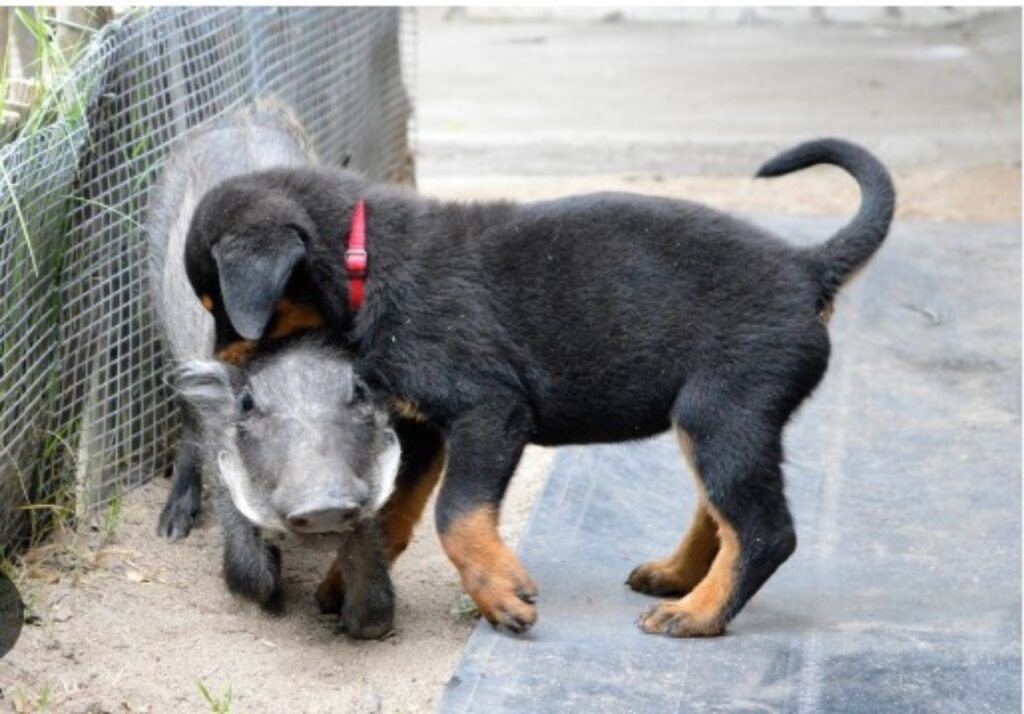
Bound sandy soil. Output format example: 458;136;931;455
0;447;555;714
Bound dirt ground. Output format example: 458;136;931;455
2;10;1020;714
0;446;555;714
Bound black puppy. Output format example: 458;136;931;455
184;139;894;637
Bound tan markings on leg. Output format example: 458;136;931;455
818;301;835;325
628;504;719;596
200;294;214;312
218;340;256;365
380;448;446;561
638;425;740;637
677;428;695;464
267;297;325;340
440;505;538;633
390;397;428;423
316;556;344;614
628;427;719;596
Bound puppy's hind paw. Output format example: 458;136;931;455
638;601;725;638
626;560;692;598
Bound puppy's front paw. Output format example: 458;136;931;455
638;600;725;638
466;565;538;635
441;508;539;634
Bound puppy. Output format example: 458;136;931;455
183;138;894;637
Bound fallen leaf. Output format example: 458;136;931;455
449;593;480;621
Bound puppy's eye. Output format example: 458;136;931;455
238;391;255;414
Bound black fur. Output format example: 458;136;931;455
218;494;284;613
185;138;895;635
156;393;203;539
756;138;895;302
321;520;395;639
212;229;307;340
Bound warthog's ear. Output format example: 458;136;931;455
175;361;237;417
212;229;306;340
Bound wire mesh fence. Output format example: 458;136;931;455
0;7;414;552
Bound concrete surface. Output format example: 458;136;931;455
459;7;1002;28
441;216;1022;713
416;9;1020;177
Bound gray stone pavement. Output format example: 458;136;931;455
416;9;1020;177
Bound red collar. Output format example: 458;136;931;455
345;198;368;311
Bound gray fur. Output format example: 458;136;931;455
176;351;400;545
147;101;315;361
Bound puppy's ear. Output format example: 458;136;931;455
212;230;306;340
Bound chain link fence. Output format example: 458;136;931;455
0;7;415;552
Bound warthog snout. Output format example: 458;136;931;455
286;503;361;533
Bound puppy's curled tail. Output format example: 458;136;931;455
756;138;895;302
